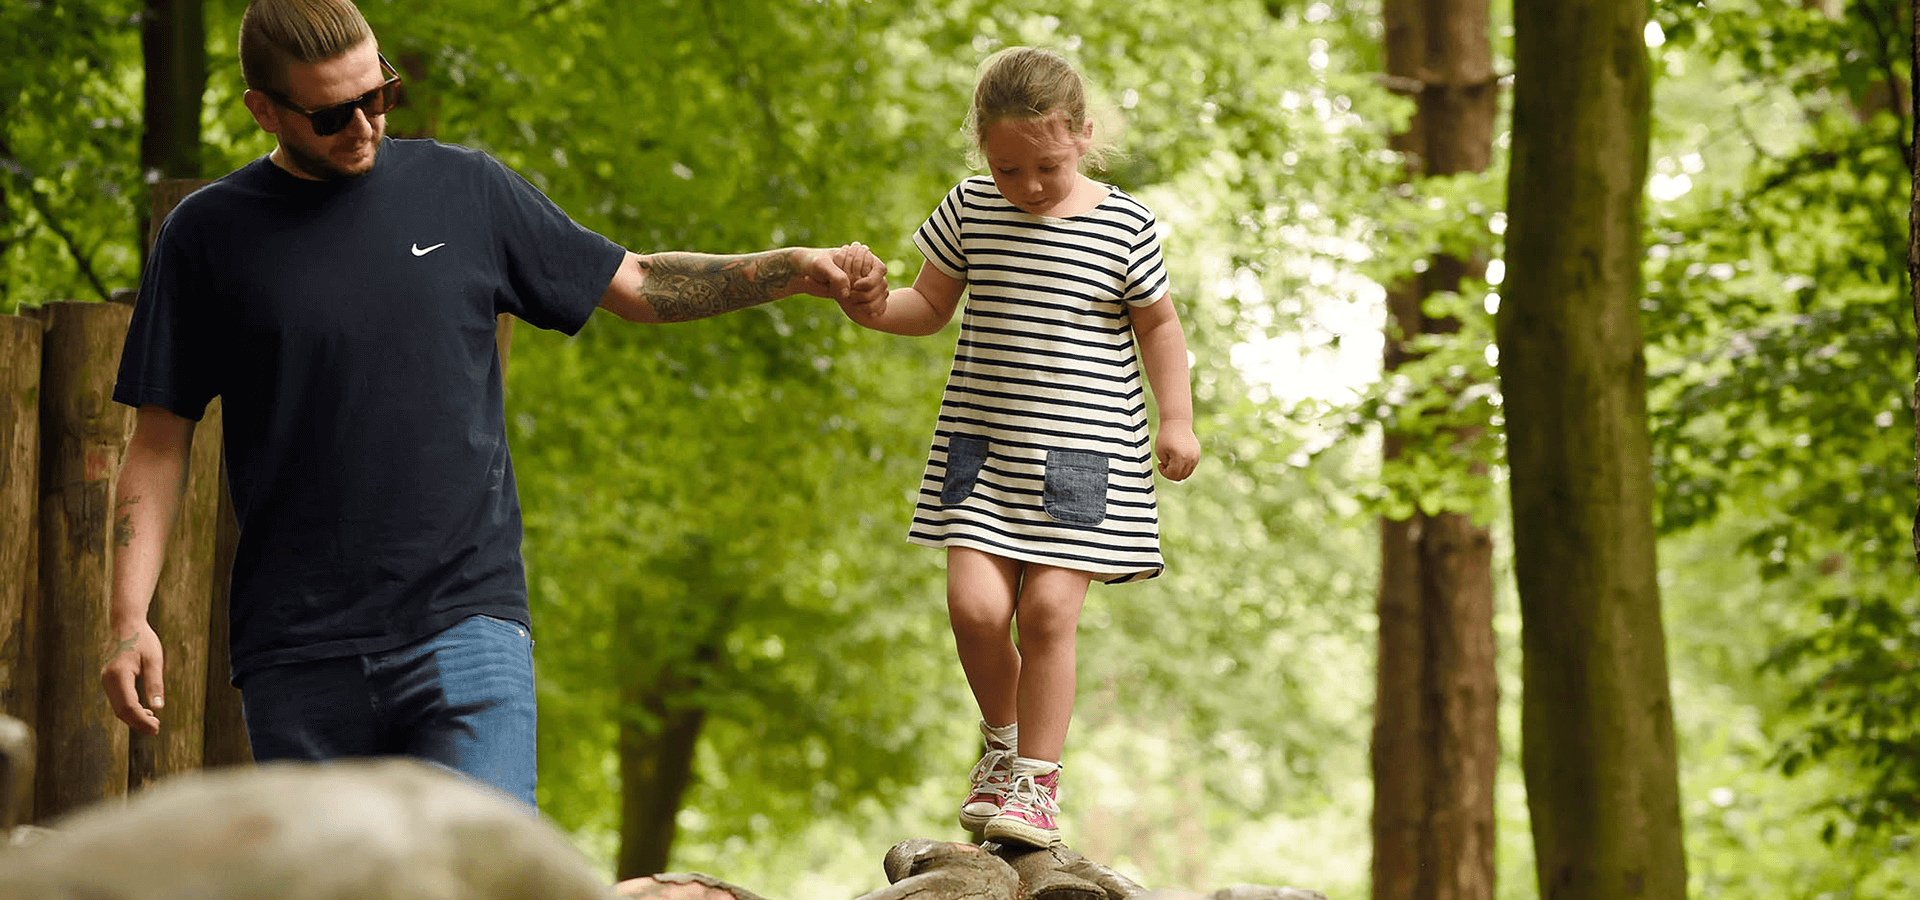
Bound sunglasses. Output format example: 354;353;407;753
265;53;403;137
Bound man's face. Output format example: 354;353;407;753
248;38;388;181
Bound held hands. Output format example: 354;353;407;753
792;243;888;305
1156;422;1201;481
831;242;890;323
101;622;165;736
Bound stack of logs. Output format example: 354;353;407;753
619;839;1329;900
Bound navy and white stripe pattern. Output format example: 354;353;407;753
908;176;1172;584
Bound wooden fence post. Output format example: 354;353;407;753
201;448;249;768
124;179;235;786
1;313;44;825
34;299;136;822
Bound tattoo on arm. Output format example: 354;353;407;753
114;496;138;548
638;251;799;322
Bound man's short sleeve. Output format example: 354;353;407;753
483;157;627;336
113;209;219;420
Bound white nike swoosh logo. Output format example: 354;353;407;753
411;242;446;257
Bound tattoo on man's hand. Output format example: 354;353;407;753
107;635;137;665
640;251;798;322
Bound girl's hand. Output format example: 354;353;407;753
1156;423;1200;481
834;242;890;322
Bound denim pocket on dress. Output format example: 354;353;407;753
941;434;989;505
1043;449;1110;526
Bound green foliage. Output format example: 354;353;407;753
0;0;147;310
1646;0;1920;865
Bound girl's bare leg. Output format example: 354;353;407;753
1010;564;1093;762
946;547;1023;726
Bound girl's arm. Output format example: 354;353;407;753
838;260;966;336
1129;293;1200;481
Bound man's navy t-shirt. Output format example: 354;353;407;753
113;137;625;682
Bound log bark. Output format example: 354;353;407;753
201;448;251;767
0;713;29;830
34;300;136;822
992;842;1104;900
125;396;219;788
616;841;1323;900
617;872;777;900
872;839;1020;900
125;179;223;787
0;314;42;820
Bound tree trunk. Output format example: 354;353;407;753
617;676;709;879
139;0;205;267
0;314;42;827
1372;2;1499;899
34;300;136;823
1500;1;1687;897
1909;0;1919;570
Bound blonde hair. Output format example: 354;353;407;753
239;0;374;95
969;46;1119;171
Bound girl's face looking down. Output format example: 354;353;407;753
982;114;1092;218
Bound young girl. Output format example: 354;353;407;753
837;46;1199;848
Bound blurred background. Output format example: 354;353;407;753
2;0;1915;897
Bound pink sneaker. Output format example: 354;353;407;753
984;766;1061;847
958;737;1016;833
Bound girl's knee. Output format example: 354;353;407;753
949;597;1013;639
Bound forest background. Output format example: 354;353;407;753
2;0;1916;897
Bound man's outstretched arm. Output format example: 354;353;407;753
597;248;855;323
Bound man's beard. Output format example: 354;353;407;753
280;123;383;181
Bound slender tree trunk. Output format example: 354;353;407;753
1500;1;1687;897
1908;0;1920;570
617;681;710;879
1372;2;1499;899
139;0;205;266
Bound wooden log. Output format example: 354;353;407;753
0;713;30;830
140;177;251;771
866;838;1020;900
990;843;1104;900
615;873;775;900
1048;846;1149;900
34;299;136;822
200;441;251;767
0;314;43;825
125;395;219;788
124;179;222;788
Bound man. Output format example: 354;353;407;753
101;0;880;808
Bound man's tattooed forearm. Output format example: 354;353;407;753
639;251;798;322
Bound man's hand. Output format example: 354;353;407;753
101;623;165;736
791;247;853;302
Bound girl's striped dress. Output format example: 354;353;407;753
907;176;1172;584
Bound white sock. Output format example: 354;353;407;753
983;720;1018;750
1011;756;1060;777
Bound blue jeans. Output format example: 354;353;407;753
238;614;538;808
